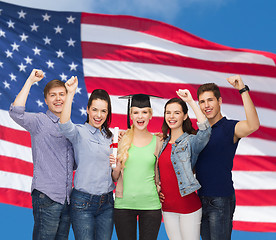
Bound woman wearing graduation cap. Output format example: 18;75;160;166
110;94;163;240
158;89;211;240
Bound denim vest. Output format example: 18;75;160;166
158;120;211;197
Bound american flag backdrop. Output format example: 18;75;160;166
0;0;276;235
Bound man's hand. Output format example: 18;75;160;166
65;76;78;93
227;75;245;90
176;89;193;103
28;69;44;84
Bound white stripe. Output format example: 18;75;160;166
0;171;32;193
83;59;276;94
236;137;276;157
234;206;276;222
81;24;275;66
109;96;276;129
221;103;275;130
0;140;32;163
0;109;26;131
233;171;276;190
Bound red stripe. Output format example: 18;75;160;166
0;156;33;176
82;42;276;78
233;221;276;232
236;190;276;206
84;77;276;111
80;12;276;65
0;188;32;208
0;125;31;147
233;155;276;171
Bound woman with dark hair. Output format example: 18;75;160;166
59;76;115;240
158;89;211;240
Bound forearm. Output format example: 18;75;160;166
60;92;75;123
187;100;206;123
111;169;121;182
241;91;260;131
13;79;33;106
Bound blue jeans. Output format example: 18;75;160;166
200;194;236;240
31;189;70;240
70;188;114;240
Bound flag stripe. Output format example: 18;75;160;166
234;206;276;223
82;42;276;78
0;156;33;176
0;188;32;208
0;125;31;147
81;14;276;66
82;59;276;95
0;139;32;163
233;221;276;232
233;171;276;190
0;171;32;192
84;76;276;111
233;155;276;171
236;190;276;206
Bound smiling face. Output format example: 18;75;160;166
130;107;152;130
165;102;187;131
198;91;222;125
44;86;67;117
87;99;108;129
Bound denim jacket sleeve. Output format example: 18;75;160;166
190;119;211;168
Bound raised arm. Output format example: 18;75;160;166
176;89;206;123
59;76;78;124
13;69;44;106
227;75;260;143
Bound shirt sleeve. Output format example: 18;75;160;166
190;119;212;163
58;119;78;144
9;104;40;134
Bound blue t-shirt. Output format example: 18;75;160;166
196;117;239;197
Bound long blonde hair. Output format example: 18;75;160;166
117;107;152;168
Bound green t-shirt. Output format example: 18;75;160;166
115;135;161;210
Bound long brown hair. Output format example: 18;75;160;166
162;98;196;140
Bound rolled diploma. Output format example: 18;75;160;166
112;127;119;168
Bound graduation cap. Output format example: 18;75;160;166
119;94;162;129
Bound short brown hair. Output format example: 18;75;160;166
43;80;66;99
197;83;221;100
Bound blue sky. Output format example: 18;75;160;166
1;0;276;239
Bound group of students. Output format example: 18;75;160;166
9;69;260;240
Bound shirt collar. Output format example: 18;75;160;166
84;122;107;136
46;110;59;123
212;116;226;128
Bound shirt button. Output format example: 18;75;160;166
184;191;186;194
175;144;177;146
180;182;182;184
182;147;184;150
172;152;174;154
177;172;180;175
173;162;176;164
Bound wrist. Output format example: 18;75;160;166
239;85;250;94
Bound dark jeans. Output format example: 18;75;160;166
70;188;114;240
32;189;70;240
200;194;236;240
114;208;162;240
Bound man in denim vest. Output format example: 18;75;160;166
9;69;74;240
195;75;260;240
